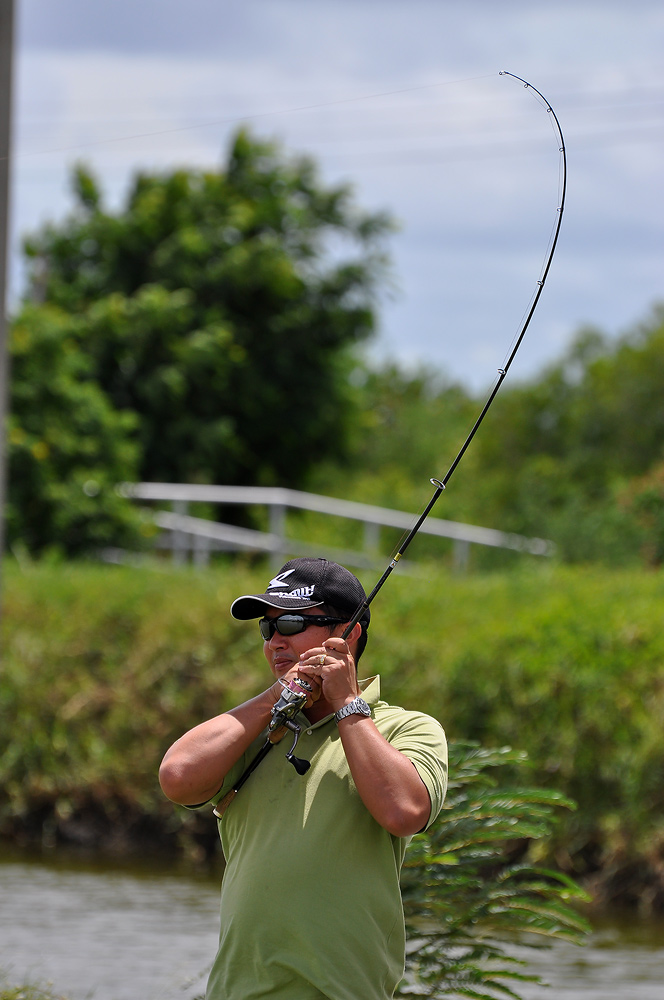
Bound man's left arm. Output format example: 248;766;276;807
336;714;433;836
298;634;443;837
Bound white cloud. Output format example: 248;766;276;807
10;0;664;389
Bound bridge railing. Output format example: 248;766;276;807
115;482;554;571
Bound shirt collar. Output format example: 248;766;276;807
359;674;381;705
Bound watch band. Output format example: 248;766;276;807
335;696;372;723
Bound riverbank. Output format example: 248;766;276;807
2;559;664;909
1;983;66;1000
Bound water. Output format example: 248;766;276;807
2;851;664;999
507;918;664;1000
1;851;220;1000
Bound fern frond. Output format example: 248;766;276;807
399;740;590;998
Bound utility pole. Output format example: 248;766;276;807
0;0;14;612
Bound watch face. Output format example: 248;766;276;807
357;699;371;716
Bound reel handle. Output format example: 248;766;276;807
268;677;313;772
285;751;311;775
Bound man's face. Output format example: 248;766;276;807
262;607;346;680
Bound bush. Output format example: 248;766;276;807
2;559;663;898
400;742;589;998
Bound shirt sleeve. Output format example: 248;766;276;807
182;742;257;812
382;710;448;830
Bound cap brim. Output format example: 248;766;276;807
230;594;324;620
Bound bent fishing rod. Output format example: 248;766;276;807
215;71;567;818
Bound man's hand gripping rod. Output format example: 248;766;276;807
213;677;315;817
215;71;566;819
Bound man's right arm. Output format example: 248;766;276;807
158;685;281;806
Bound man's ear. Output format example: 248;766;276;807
344;620;363;655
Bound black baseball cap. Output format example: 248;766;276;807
230;557;370;626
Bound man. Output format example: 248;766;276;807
159;557;447;1000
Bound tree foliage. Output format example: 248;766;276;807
9;131;392;554
7;304;142;556
620;460;664;566
464;305;664;561
20;134;391;488
313;304;664;568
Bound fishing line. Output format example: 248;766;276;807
7;72;495;161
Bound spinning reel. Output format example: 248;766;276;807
268;676;316;774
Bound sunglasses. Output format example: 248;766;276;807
258;614;347;641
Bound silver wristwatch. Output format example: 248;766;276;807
335;696;372;723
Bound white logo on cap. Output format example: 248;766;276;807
267;570;296;590
284;586;315;599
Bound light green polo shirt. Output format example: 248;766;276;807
204;676;447;1000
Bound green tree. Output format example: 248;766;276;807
309;363;478;522
620;460;664;566
473;308;664;495
19;131;392;490
7;303;142;557
400;743;589;998
459;305;664;563
312;303;664;569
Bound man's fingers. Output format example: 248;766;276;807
323;637;349;653
298;673;322;704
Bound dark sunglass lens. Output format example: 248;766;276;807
258;615;308;639
275;615;307;635
258;619;273;640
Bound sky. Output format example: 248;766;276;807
9;0;664;391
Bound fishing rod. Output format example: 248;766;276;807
215;71;567;817
341;72;567;636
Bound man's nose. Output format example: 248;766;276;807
268;627;288;648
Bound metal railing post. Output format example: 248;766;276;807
363;520;380;556
453;538;470;572
193;532;210;568
269;503;286;570
172;500;189;565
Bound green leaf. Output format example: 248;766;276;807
399;740;590;998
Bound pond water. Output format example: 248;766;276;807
1;850;663;1000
